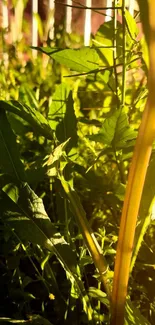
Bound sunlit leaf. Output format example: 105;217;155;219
88;108;137;149
125;10;139;41
34;46;99;73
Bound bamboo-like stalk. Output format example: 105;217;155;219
60;176;111;297
110;1;155;325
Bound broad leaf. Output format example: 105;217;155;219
88;108;137;149
0;100;53;140
34;47;99;73
2;183;77;270
93;20;122;66
1;184;93;320
7;112;30;136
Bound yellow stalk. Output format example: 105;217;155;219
110;1;155;324
60;176;111;297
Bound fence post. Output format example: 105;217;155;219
2;0;9;66
32;0;38;58
66;0;72;34
105;0;112;22
14;0;24;42
84;0;92;46
128;0;135;16
49;0;55;39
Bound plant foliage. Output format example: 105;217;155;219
0;3;154;325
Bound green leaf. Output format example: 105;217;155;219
0;100;53;140
114;183;126;201
93;20;122;66
45;139;71;177
125;299;151;325
88;287;107;300
48;83;77;150
0;109;26;181
7;112;30;136
125;9;139;40
19;87;39;110
4;183;77;270
34;47;99;73
88;108;137;149
0;315;54;324
1;184;93;321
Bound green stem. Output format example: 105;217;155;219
60;175;111;297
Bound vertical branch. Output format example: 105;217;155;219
60;176;111;297
110;1;155;325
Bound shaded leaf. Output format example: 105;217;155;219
0;109;26;181
0;315;53;324
1;184;93;320
114;183;126;201
7;112;30;136
0;100;53;140
125;299;151;325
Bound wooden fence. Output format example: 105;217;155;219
0;0;139;60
